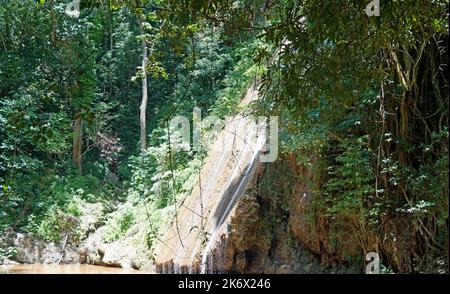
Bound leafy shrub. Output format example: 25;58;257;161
35;204;80;243
102;204;135;243
323;135;375;220
0;246;17;262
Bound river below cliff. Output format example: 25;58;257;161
0;264;151;274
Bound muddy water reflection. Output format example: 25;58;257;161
0;264;152;274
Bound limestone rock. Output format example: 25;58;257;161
80;227;138;269
9;233;80;264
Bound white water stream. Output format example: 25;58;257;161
199;135;266;273
154;81;268;273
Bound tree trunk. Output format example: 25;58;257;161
139;18;148;151
398;93;409;166
108;0;114;96
73;110;83;174
49;0;57;44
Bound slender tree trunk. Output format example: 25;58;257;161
73;110;83;174
49;0;57;44
139;18;148;151
108;0;114;96
398;93;409;166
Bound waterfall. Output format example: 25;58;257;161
200;135;266;274
153;82;266;273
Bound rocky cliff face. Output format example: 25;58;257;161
191;156;360;274
287;155;361;265
212;153;441;274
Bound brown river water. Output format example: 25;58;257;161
0;264;152;274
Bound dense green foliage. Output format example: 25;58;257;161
0;0;448;273
215;0;449;272
264;1;448;273
0;0;257;255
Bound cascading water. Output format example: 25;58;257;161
153;82;266;273
153;40;286;273
200;135;266;273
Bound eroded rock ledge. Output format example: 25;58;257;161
0;228;154;272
